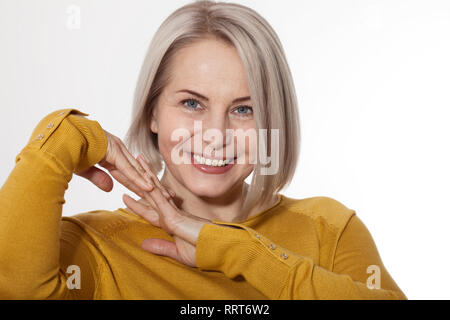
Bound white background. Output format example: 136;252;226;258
1;0;449;299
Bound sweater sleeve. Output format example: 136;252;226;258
0;108;108;299
195;214;407;300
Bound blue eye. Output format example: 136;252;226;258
182;99;201;110
234;106;253;118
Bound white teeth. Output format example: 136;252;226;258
193;154;232;167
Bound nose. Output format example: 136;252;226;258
198;110;233;157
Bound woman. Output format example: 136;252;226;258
0;0;406;299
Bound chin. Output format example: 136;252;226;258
187;183;230;199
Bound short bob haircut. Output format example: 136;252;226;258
124;0;300;218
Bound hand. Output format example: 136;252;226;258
122;154;213;267
75;128;174;206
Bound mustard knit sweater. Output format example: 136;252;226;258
0;108;407;300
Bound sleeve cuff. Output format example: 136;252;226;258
17;108;108;174
65;113;108;173
196;221;307;299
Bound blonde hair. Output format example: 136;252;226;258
124;0;300;218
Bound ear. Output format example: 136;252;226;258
150;108;158;134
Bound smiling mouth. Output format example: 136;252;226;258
191;153;237;167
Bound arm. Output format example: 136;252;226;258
195;214;407;300
0;108;108;299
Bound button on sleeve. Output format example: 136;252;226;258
197;215;407;300
21;108;90;153
16;108;106;174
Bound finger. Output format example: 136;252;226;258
115;148;153;192
76;166;114;192
135;154;176;207
119;149;172;200
108;168;155;202
135;155;190;238
119;145;153;185
122;194;160;227
137;156;178;211
137;154;172;198
108;166;168;207
139;183;195;241
167;188;176;198
141;238;180;262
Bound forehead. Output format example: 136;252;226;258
168;39;250;93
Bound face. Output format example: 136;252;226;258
150;38;256;199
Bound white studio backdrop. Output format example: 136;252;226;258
1;0;449;299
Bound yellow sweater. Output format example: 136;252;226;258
0;108;407;300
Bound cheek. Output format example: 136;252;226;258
157;128;184;164
233;126;258;163
156;115;193;164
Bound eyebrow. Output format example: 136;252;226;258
176;89;251;104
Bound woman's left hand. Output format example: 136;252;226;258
122;154;212;267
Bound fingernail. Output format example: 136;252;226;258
163;190;170;198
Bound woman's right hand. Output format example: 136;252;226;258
75;128;174;203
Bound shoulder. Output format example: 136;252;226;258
280;194;356;232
